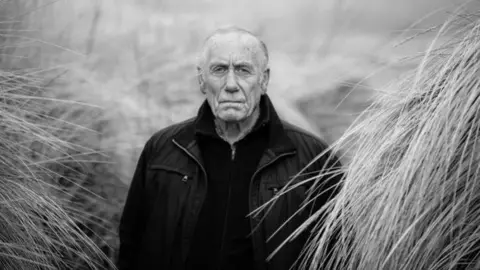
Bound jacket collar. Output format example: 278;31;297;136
173;95;296;166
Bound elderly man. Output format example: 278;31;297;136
117;26;342;270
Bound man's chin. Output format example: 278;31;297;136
216;112;247;123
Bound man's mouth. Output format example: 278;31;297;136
219;100;244;104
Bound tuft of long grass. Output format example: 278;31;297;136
0;1;131;267
0;69;115;269
297;10;480;270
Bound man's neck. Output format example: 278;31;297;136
214;107;260;145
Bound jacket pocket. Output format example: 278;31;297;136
148;164;191;183
266;184;285;196
264;181;308;212
143;164;193;224
265;180;301;197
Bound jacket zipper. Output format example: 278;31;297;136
173;138;297;268
230;143;236;160
218;142;235;269
172;140;208;183
172;139;209;265
248;150;296;268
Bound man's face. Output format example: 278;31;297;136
199;32;269;123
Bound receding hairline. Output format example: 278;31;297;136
198;26;269;69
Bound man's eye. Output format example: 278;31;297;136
211;66;227;74
236;67;251;74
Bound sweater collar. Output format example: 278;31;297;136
173;94;296;165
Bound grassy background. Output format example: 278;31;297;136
1;0;480;268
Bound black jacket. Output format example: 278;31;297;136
117;95;343;270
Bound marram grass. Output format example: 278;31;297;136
0;70;114;269
296;12;480;270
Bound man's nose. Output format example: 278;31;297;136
225;69;239;92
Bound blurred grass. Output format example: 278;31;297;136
0;69;114;268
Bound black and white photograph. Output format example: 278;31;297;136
1;0;480;269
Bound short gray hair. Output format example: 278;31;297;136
196;26;269;73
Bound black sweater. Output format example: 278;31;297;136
186;103;270;270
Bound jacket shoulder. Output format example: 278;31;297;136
282;120;330;153
144;117;196;153
281;120;343;178
281;120;343;168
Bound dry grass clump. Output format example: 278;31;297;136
43;82;130;268
297;11;480;270
0;1;131;267
0;70;113;269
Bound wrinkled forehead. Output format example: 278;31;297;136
205;32;263;65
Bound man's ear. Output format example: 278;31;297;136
197;66;205;94
261;68;270;94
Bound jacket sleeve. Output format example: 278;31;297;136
117;142;151;270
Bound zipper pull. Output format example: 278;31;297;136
181;175;188;183
231;144;236;160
